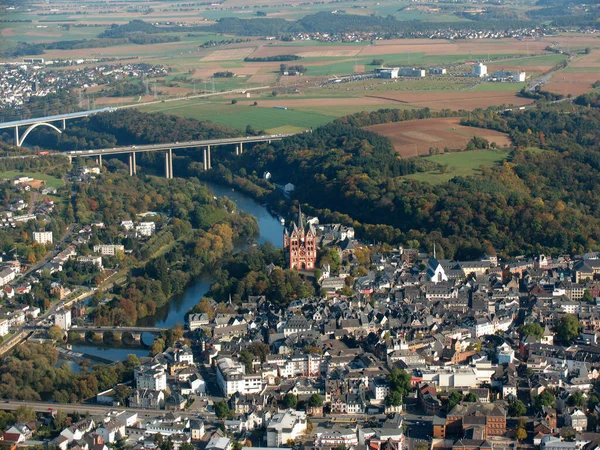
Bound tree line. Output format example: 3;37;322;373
200;103;600;259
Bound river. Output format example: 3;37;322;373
69;181;284;362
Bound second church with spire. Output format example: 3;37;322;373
283;206;317;270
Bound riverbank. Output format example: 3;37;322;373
67;180;284;362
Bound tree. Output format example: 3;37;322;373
561;426;576;441
283;393;298;409
231;99;237;105
568;391;585;408
247;342;270;362
150;338;165;356
588;394;600;411
53;410;68;430
214;401;230;419
446;391;463;412
385;391;403;407
555;314;583;343
508;399;527;417
239;350;255;374
48;325;64;341
15;406;36;423
387;368;411;398
516;426;527;442
534;390;556;411
463;393;478;402
271;91;277;97
308;394;323;407
520;322;544;339
583;289;593;303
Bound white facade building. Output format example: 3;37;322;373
93;245;125;256
266;410;307;447
0;268;16;287
0;319;9;336
473;63;488;78
77;256;103;268
216;357;263;396
33;231;53;245
136;222;156;237
135;363;167;391
55;309;72;330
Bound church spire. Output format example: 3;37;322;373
298;205;303;230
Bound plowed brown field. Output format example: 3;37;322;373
366;117;512;157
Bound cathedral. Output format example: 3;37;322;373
283;208;317;270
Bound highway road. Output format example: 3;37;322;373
65;133;296;158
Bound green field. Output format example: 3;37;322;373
137;100;335;132
498;54;568;66
562;67;600;73
404;150;510;184
0;171;64;189
468;82;527;92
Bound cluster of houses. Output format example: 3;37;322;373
1;61;167;107
0;175;57;229
167;235;600;450
277;25;547;44
95;343;204;411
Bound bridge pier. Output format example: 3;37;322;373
14;126;18;147
129;154;134;176
62;118;66;130
203;146;212;171
239;142;243;154
164;149;173;179
235;145;239;156
97;154;102;168
132;152;137;175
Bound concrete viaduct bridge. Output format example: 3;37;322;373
0;109;299;177
0;108;116;147
68;326;167;346
64;134;294;178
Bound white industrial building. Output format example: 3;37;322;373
374;67;399;78
429;67;447;75
472;63;488;78
399;67;426;77
33;231;53;245
492;70;526;82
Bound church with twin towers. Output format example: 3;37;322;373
283;207;317;271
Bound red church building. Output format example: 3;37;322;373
283;208;317;270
